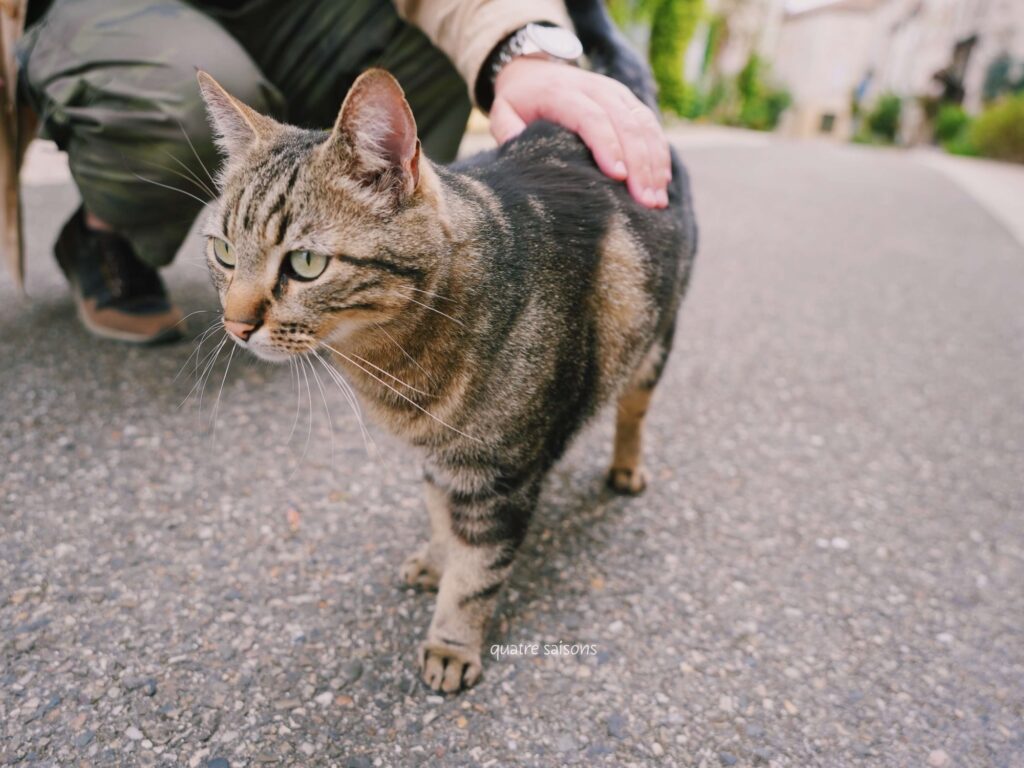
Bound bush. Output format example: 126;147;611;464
970;95;1024;163
866;93;902;142
737;87;791;130
648;0;704;116
728;54;792;131
944;134;979;157
934;104;970;144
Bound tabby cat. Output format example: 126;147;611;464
196;9;696;694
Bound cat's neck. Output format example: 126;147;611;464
334;169;484;430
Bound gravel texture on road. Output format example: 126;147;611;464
2;141;1023;767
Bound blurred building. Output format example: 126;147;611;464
699;0;789;77
772;0;884;140
764;0;1024;141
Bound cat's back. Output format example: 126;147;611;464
450;121;693;275
448;121;694;324
440;122;696;434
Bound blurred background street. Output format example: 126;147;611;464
613;0;1024;163
2;120;1023;766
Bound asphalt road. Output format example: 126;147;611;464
2;137;1023;768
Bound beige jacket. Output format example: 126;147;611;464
1;0;572;288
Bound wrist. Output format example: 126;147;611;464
475;22;583;111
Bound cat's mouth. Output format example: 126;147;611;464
225;328;298;363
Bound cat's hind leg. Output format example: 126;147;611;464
607;329;674;495
401;478;450;590
608;385;654;495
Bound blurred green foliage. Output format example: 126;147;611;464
969;95;1024;163
654;0;704;114
926;95;1024;163
934;104;970;144
731;54;791;130
607;2;790;128
609;0;704;116
865;93;901;142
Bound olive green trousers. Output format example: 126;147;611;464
19;0;471;267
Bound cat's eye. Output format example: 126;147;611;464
212;238;235;268
286;250;328;281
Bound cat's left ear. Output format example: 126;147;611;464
330;69;421;199
197;70;279;158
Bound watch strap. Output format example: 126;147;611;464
475;22;560;111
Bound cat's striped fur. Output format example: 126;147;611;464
197;1;697;693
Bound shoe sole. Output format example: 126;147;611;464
75;302;186;345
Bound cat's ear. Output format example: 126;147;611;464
197;70;278;157
330;68;420;198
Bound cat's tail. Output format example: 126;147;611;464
565;0;659;113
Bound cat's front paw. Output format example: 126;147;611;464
419;639;482;693
401;544;441;590
607;466;649;495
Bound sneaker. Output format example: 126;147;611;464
54;208;184;344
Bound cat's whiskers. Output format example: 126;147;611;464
372;321;436;384
307;352;337;468
404;285;455;303
345;349;431;397
209;343;238;441
134;155;216;202
310;349;375;455
318;341;481;444
161;149;218;200
179;334;227;411
179;327;217;385
192;328;228;383
295;355;315;475
175;308;216;329
195;336;230;417
175;315;222;382
129;169;211;208
395;293;465;328
175;118;219;190
286;357;303;445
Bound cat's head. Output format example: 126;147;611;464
197;69;449;362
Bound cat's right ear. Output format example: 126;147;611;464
328;68;421;200
197;70;277;157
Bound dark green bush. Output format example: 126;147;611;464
866;93;902;142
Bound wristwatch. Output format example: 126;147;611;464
477;22;584;110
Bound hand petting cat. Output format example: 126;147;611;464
489;57;671;209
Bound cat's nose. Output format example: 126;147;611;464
224;318;258;341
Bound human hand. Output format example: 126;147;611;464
489;57;670;209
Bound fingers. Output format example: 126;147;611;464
541;90;628;183
602;87;670;207
574;77;669;208
489;59;672;208
489;97;528;144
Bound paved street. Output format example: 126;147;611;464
2;133;1023;767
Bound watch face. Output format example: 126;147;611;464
526;23;584;61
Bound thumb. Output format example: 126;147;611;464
489;97;528;144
